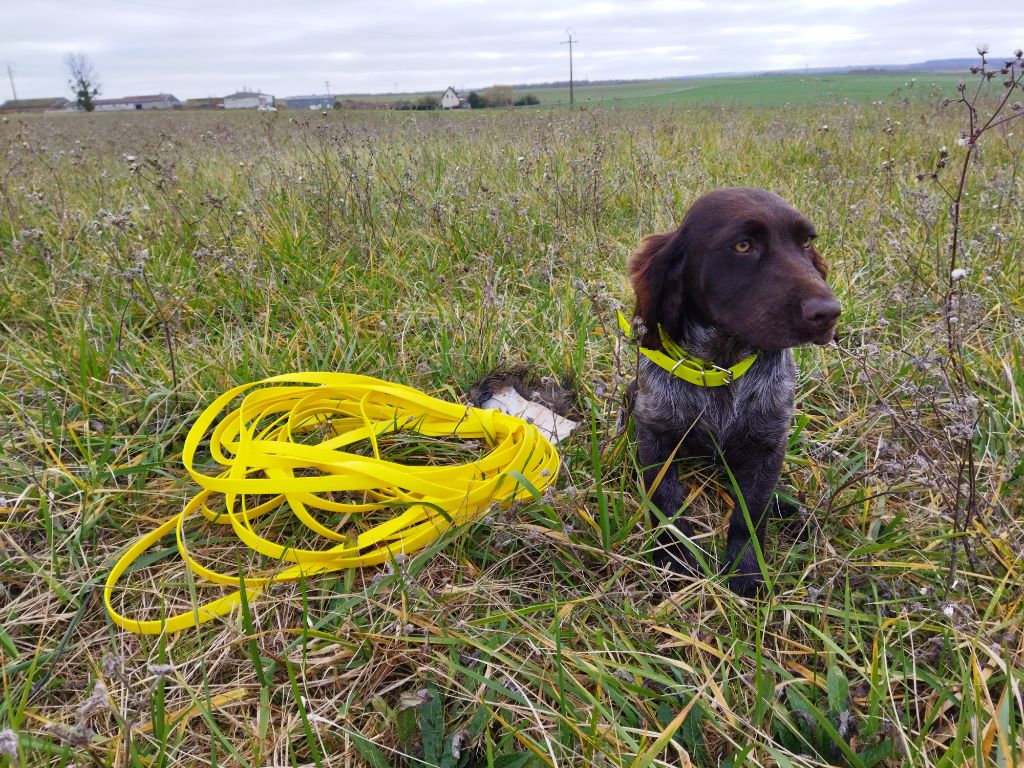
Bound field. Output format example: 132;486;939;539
1;68;1023;767
334;72;967;109
504;73;967;108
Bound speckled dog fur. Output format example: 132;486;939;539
627;188;840;595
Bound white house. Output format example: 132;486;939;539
224;91;275;109
441;87;460;109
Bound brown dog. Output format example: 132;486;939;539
626;188;840;594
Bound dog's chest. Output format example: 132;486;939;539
635;352;796;450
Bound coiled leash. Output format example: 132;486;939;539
104;372;559;634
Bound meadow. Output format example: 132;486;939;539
329;72;966;109
496;73;967;109
335;72;965;110
0;63;1022;767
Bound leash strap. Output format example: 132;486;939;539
104;372;559;634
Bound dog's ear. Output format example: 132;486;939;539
809;245;828;279
627;230;688;349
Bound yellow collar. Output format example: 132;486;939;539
616;311;757;387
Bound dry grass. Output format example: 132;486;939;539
1;58;1023;767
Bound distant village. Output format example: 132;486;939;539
0;86;538;114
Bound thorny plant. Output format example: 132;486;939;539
917;47;1024;583
92;207;182;395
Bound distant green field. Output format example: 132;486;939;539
333;71;969;109
519;72;966;107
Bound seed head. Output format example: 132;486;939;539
147;663;176;681
101;653;126;682
50;722;95;748
76;679;111;720
0;729;17;758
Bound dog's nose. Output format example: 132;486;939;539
802;297;841;326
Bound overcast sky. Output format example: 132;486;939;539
3;0;1023;100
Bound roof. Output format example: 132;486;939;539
224;91;272;99
94;93;180;105
0;97;70;109
283;94;333;100
442;86;458;95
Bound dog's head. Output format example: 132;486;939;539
628;188;840;352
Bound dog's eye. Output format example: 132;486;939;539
733;240;752;254
802;236;816;249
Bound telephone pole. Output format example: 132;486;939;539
560;30;578;108
6;64;17;102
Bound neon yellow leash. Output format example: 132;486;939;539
616;310;757;387
104;372;559;635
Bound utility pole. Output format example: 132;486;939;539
6;64;17;102
560;30;578;108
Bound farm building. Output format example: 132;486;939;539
282;94;335;110
94;94;182;111
224;91;275;109
441;86;460;109
0;97;72;113
282;94;336;110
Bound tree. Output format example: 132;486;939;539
65;53;100;112
483;85;514;107
467;91;485;109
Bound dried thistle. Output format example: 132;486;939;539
0;729;18;758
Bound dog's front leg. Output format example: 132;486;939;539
723;438;785;595
637;425;698;574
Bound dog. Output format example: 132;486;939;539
625;188;840;595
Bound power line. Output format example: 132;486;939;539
560;29;579;109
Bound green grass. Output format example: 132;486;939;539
0;70;1022;767
506;73;967;108
325;72;967;110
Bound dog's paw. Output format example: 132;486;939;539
724;547;768;596
727;570;767;597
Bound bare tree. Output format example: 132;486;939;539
64;53;100;112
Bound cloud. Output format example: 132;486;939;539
771;25;871;48
5;40;106;55
0;0;1015;100
798;0;912;9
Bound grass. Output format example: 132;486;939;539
323;72;966;110
502;73;967;108
0;62;1022;767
